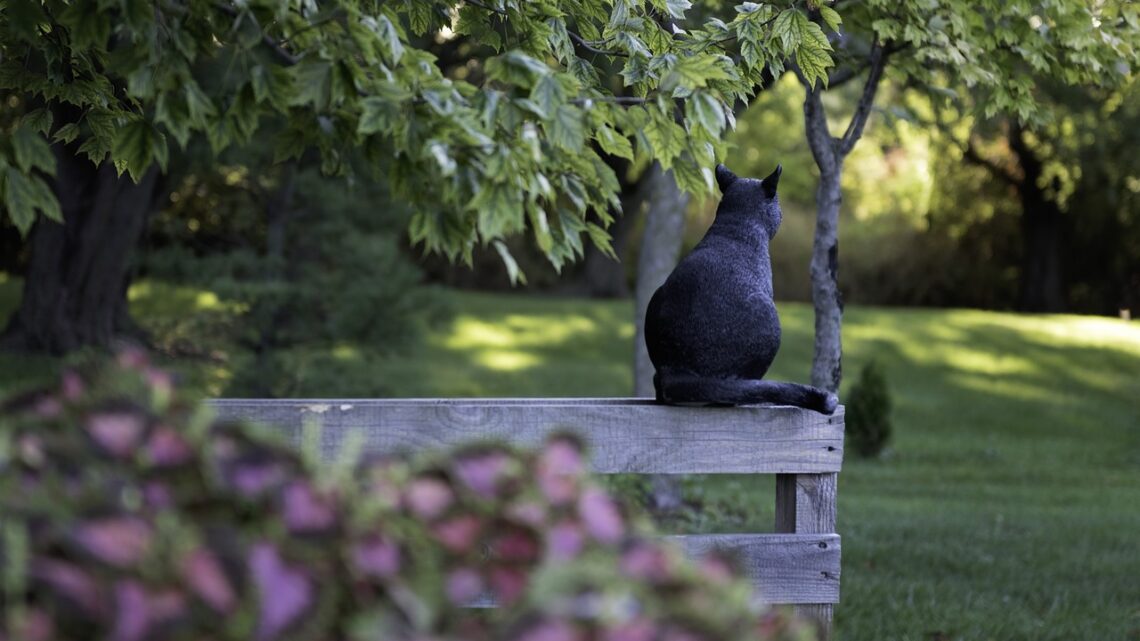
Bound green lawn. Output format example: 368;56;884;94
1;277;1139;640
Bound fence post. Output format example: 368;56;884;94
776;472;838;640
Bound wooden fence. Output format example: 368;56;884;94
210;398;844;638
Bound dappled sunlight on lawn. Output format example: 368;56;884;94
432;298;634;382
443;314;603;350
475;350;541;372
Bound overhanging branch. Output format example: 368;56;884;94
838;39;887;156
214;4;298;66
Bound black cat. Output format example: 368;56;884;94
644;163;838;414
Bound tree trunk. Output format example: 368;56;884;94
799;43;886;395
575;210;636;298
632;162;690;398
802;86;845;395
630;163;689;515
809;166;844;393
0;143;161;355
1009;122;1065;313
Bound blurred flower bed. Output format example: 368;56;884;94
0;350;813;641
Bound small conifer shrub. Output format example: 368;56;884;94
845;360;893;458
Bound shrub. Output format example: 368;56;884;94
0;351;815;641
845;360;893;458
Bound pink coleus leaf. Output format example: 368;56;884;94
577;488;624;544
30;559;103;617
227;460;288;498
514;617;580;641
142;482;174;510
116;347;150;370
432;515;483;553
352;535;401;579
619;542;671;582
506;500;547;526
404;477;454;520
453;449;512;498
110;580;186;641
145;426;193;467
249;543;313;641
445;567;484;605
697;554;735;584
180;548;236;613
491;526;539;563
536;438;584;505
86;412;147;458
71;517;153;567
489;566;528;606
546;521;585;561
282;481;337;533
61;370;85;400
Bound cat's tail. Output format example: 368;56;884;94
655;372;838;415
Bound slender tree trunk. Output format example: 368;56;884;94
799;41;887;395
0;143;161;355
809;165;844;393
633;162;690;398
1009;122;1065;312
802;86;845;394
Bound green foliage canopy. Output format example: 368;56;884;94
835;0;1137;123
0;0;841;274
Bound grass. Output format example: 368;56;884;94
1;277;1138;640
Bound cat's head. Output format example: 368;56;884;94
714;163;782;238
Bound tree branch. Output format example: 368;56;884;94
838;39;887;156
568;31;629;58
214;4;298;66
827;41;907;88
961;137;1021;187
570;95;648;106
800;77;840;174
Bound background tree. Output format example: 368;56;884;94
0;0;836;355
792;0;1137;392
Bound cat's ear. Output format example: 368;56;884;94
715;164;738;192
761;164;782;197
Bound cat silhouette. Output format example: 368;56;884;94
644;163;838;414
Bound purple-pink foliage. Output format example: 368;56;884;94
0;350;815;641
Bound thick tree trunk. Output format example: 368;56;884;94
0;144;161;355
245;164;298;397
1009;122;1065;313
575;210;636;298
632;163;690;398
630;163;689;515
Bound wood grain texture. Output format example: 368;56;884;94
670;533;841;604
208;399;845;474
776;473;840;639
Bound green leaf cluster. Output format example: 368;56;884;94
0;0;837;278
843;0;1138;125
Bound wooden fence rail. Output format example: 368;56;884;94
210;399;844;639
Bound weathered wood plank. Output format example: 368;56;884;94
671;533;841;604
469;533;840;608
209;399;845;474
776;473;840;639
